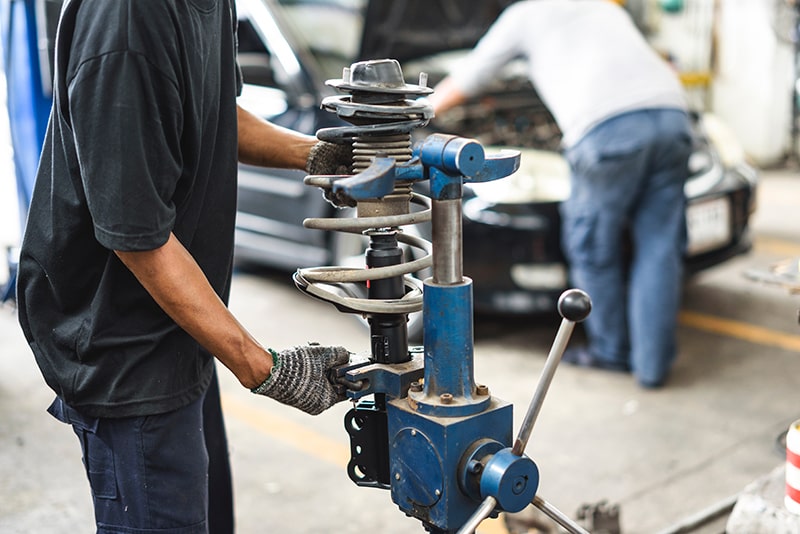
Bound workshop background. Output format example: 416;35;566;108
2;0;800;533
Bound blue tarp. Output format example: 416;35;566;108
1;0;53;302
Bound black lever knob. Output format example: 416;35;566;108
557;289;591;323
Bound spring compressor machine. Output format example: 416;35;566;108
294;59;592;534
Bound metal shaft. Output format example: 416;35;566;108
512;317;576;456
532;496;591;534
455;496;497;534
431;198;462;284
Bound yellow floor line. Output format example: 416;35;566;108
221;394;511;534
679;310;800;352
221;394;350;468
753;236;800;257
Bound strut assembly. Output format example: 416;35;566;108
295;58;592;534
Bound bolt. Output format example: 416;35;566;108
419;72;429;88
467;460;483;474
411;429;417;436
475;384;489;396
435;489;441;496
440;393;453;404
395;473;401;481
410;381;423;392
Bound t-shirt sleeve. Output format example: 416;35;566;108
68;51;182;252
449;5;526;97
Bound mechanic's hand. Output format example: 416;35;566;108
305;140;352;176
251;344;351;415
305;141;357;208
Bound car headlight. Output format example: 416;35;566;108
687;149;714;176
468;147;570;204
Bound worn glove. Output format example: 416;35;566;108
305;141;357;208
252;344;351;415
305;140;352;176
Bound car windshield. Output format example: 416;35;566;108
275;0;367;80
270;0;508;83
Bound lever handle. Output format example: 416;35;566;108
456;493;592;534
512;289;591;456
532;495;591;534
457;290;591;534
455;496;497;534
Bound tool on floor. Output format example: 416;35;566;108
295;58;591;534
576;500;622;534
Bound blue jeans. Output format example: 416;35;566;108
560;109;692;386
48;369;234;533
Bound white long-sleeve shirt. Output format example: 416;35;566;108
449;0;687;147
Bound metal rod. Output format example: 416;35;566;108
431;199;462;285
455;496;497;534
512;317;575;456
532;495;590;534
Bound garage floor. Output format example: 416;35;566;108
1;160;799;533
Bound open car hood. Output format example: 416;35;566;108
358;0;516;63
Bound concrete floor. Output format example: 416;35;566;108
0;168;798;534
2;84;800;532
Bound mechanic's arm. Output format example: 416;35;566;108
116;233;271;389
428;76;469;116
237;104;316;168
117;233;350;415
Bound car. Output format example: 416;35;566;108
232;0;758;335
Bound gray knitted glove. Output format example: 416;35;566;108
305;141;352;176
252;345;351;415
306;141;358;208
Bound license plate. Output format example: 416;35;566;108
686;197;731;255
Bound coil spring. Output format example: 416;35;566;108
296;190;432;315
297;76;434;315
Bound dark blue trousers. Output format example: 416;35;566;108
49;369;234;534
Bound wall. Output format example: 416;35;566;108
641;0;796;167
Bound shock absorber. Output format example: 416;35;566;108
296;59;435;489
300;58;434;365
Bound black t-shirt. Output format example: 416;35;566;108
17;0;242;418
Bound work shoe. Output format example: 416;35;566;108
561;346;630;373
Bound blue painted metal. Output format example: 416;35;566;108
1;0;53;302
312;66;529;527
418;134;485;178
412;280;489;417
332;156;397;200
387;396;513;530
1;0;51;233
479;448;539;513
327;131;528;531
466;149;522;184
341;353;425;400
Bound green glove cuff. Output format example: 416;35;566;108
268;348;280;371
250;348;281;395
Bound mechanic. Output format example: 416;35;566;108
15;0;352;532
429;0;692;388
